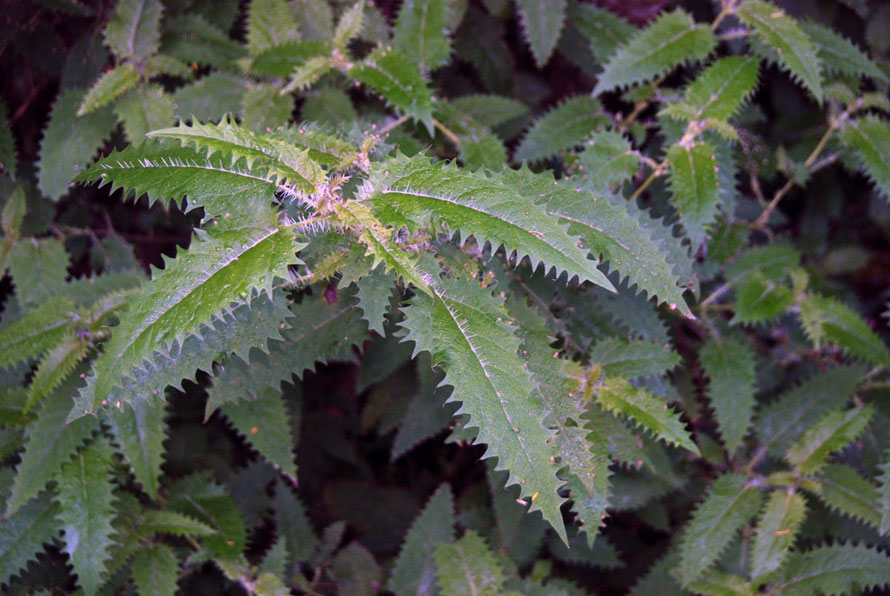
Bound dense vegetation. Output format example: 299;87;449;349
1;0;890;593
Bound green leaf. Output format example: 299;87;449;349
683;56;760;121
38;89;117;200
593;374;698;455
590;337;680;379
77;63;141;116
103;397;167;500
879;448;890;535
813;463;881;530
171;73;246;122
5;379;99;516
0;492;61;586
362;154;614;291
355;267;395;336
666;141;721;247
503;167;690;314
678;472;765;586
0;101;16;180
0;296;75;369
24;334;90;411
459;130;507;171
575;130;640;191
699;335;757;455
391;354;457;460
242;83;294;132
593;10;716;96
514;96;607;163
220;385;297;481
798;293;890;367
750;489;807;583
74;216;302;417
772;543;890;595
56;438;117;596
148;118;324;194
449;95;528;129
205;287;367;418
247;0;300;55
731;272;794;324
2;186;25;240
388;484;455;595
393;0;452;71
754;365;864;456
333;0;365;49
434;530;504;595
161;15;247;69
568;2;636;63
401;273;567;542
131;543;178;596
274;482;318;563
840;115;890;201
168;477;246;558
114;84;175;144
8;238;70;309
515;0;566;68
737;0;823;104
270;124;359;170
785;406;873;474
291;0;334;42
800;20;887;83
138;510;217;538
350;47;434;134
104;0;163;60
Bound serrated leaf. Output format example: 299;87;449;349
171;73;246;122
38;88;116;200
393;0;452;72
148;118;324;194
449;95;529;129
591;337;680;379
2;186;25;240
771;543;890;595
800;20;886;83
683;56;760;121
593;374;698;455
362;154;613;291
667;141;720;247
274;482;318;563
391;354;457;460
731;272;794;324
568;2;636;62
57;437;117;596
24;333;90;411
291;0;333;41
105;0;163;60
73;216;302;417
799;293;890;367
269;124;359;170
8;238;70;309
502;167;690;314
401;274;567;542
750;489;806;583
220;385;297;481
434;530;504;595
355;267;395;336
0;295;75;369
388;484;455;595
785;406;872;474
350;47;434;133
514;96;607;163
0;492;60;586
699;335;757;455
161;15;247;69
131;543;178;596
167;476;247;558
813;463;881;530
114;84;175;144
139;510;216;538
840;115;890;201
205;288;368;418
459;130;507;171
878;448;890;535
103;397;167;499
334;0;365;49
678;472;764;586
755;365;864;456
725;242;801;285
247;0;300;56
515;0;566;68
0;101;15;180
593;10;716;96
6;376;99;517
575;130;640;191
737;0;823;104
77;63;141;116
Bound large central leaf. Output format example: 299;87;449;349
360;154;614;291
73;211;302;418
401;272;567;542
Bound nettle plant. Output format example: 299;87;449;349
2;0;890;593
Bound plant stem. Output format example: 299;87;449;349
627;160;667;203
433;118;462;147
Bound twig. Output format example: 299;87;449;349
433;118;462;147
